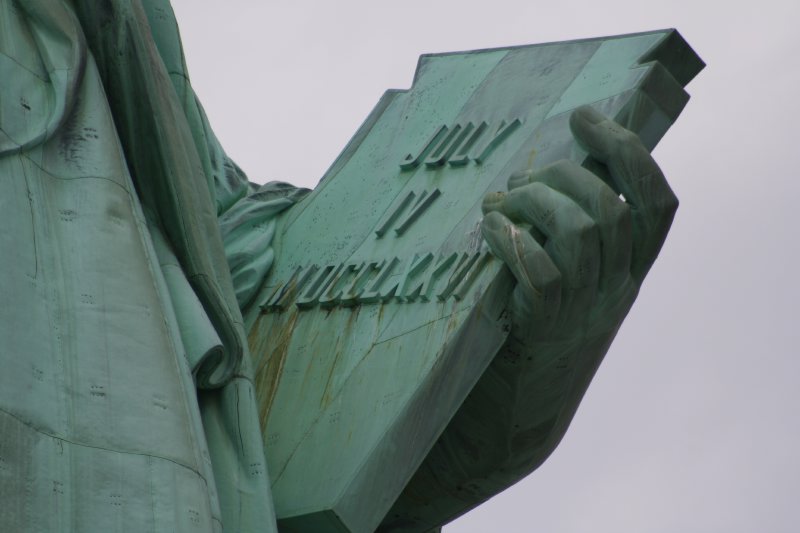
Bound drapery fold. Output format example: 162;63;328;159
1;0;308;530
70;0;244;389
0;0;85;154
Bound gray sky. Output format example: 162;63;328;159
170;1;799;531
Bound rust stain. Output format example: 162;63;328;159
319;334;342;409
445;303;461;338
319;306;361;409
299;339;317;394
252;308;299;430
526;146;537;170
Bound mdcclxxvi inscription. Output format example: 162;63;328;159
262;251;492;312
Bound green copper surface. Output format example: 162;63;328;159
246;29;702;532
0;1;293;531
0;0;702;530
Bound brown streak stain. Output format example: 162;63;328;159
320;305;361;409
298;326;321;395
298;309;330;395
445;301;462;339
526;146;537;170
252;308;299;430
319;335;341;409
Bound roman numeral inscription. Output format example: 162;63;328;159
261;250;492;312
400;119;522;170
375;189;441;238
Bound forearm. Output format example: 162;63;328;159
381;330;616;532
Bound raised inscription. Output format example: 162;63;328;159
261;250;492;312
375;189;441;239
400;119;522;170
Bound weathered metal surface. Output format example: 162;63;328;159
245;29;702;532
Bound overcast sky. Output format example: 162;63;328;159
170;1;799;531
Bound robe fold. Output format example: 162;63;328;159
0;0;307;530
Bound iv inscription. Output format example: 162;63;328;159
375;189;441;239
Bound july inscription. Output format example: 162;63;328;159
400;119;522;170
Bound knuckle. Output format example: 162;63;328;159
528;246;556;273
609;129;641;160
481;191;506;215
525;180;550;197
542;269;562;290
605;119;637;143
509;181;546;207
664;191;680;214
507;170;533;190
548;159;577;175
538;159;579;184
612;133;636;157
607;198;632;226
531;254;561;287
617;127;639;145
653;190;679;217
575;216;598;237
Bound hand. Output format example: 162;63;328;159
481;105;678;347
379;107;680;531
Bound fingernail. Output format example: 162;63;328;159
574;105;605;125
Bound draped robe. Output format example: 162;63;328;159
0;1;307;530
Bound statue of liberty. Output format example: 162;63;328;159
0;1;698;531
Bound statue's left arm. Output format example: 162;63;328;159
382;106;679;531
137;6;676;528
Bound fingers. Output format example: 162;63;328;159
501;182;601;293
486;182;603;330
481;211;561;326
507;161;632;291
569;105;678;281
